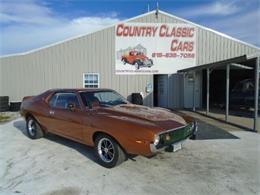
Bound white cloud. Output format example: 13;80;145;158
207;10;260;47
173;1;259;47
0;0;59;25
176;1;241;17
0;0;120;55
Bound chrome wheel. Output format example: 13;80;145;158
134;62;139;70
97;138;115;163
28;119;36;137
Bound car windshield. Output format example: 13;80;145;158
80;91;128;108
232;79;258;92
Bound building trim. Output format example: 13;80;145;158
178;55;247;73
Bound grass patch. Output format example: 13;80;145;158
0;114;11;123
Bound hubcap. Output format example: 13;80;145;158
97;138;115;163
28;119;36;136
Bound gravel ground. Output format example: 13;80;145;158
0;112;20;124
0;118;259;195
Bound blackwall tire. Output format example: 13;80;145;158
95;134;126;168
26;117;44;139
0;96;9;103
9;102;21;112
0;105;9;112
0;96;9;112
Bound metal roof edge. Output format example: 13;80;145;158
177;55;247;73
246;52;260;59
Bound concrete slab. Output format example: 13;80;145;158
0;118;259;195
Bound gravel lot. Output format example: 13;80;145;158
0;118;259;195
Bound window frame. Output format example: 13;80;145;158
49;92;81;110
82;73;100;88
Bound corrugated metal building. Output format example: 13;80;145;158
0;10;259;109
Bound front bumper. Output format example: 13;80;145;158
150;121;198;153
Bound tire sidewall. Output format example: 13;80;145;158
26;117;43;139
134;61;140;70
95;134;120;168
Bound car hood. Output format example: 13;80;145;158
98;104;187;131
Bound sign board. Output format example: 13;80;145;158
115;23;196;75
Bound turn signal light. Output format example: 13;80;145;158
165;134;171;141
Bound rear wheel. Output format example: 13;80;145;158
134;61;140;70
95;134;126;168
0;96;9;112
26;117;44;139
122;58;127;65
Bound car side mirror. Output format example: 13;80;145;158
67;103;76;112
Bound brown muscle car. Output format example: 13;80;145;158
20;89;197;168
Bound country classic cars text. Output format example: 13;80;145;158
116;24;195;52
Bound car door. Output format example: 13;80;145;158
48;92;85;141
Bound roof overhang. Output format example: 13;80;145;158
177;55;259;73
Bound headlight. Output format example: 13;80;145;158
154;134;160;145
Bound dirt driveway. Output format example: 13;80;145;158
0;118;259;195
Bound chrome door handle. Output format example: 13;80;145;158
49;110;54;115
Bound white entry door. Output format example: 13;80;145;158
184;72;201;108
157;75;168;108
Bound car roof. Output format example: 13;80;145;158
47;88;115;93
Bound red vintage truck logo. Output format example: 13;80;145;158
121;51;153;70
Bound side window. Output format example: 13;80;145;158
49;93;80;109
83;73;99;88
49;94;58;107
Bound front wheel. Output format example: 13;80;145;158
26;117;44;139
95;134;126;168
134;61;140;70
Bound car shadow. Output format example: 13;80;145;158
195;121;240;140
13;119;98;163
12;119;239;166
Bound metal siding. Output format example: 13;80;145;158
0;11;259;107
0;61;1;95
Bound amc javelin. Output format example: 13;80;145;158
21;89;197;168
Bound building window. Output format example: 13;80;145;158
83;73;99;88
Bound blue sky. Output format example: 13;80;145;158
0;0;259;55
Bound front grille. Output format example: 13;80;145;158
156;124;193;149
